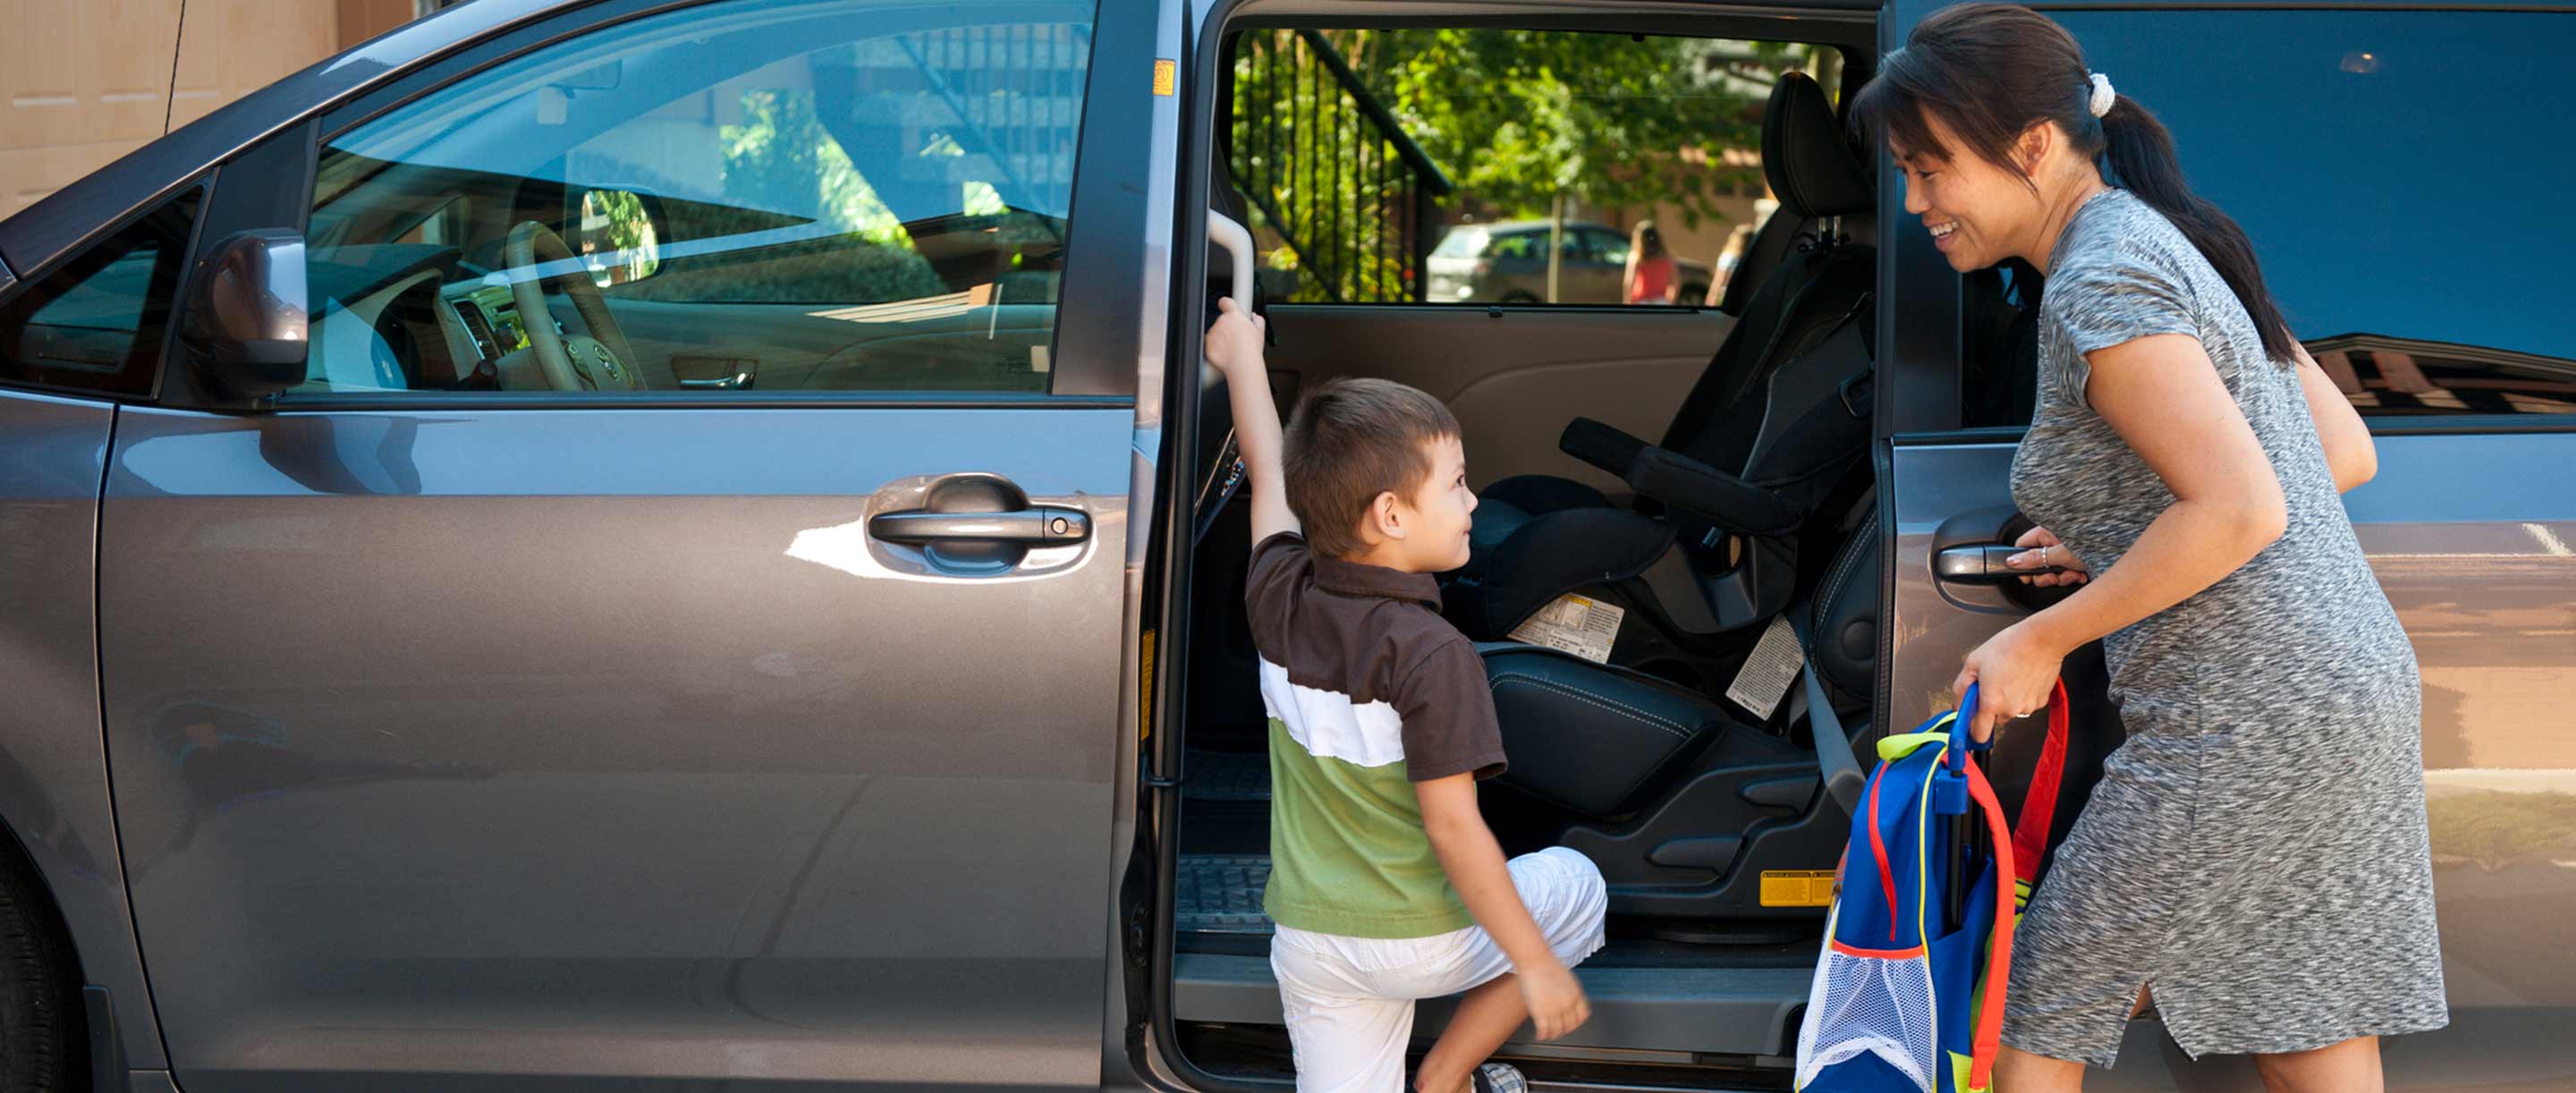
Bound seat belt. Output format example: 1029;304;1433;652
1788;604;1866;813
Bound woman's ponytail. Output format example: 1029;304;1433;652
2097;97;2296;360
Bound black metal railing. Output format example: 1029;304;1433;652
1226;30;1453;303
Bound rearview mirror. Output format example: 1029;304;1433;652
179;229;307;400
551;59;623;92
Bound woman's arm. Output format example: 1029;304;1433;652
1955;333;2288;737
2291;343;2377;493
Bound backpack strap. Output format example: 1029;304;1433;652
1962;755;2019;1093
2008;680;2072;886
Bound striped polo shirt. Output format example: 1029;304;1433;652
1245;531;1509;939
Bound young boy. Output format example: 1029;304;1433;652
1204;299;1607;1093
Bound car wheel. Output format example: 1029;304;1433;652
0;845;85;1092
1500;291;1540;305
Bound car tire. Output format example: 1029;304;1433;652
1501;291;1539;305
0;843;85;1093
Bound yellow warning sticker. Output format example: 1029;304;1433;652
1760;869;1838;908
1152;59;1176;97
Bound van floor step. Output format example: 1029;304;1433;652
1183;750;1271;801
1174;951;1812;1058
1175;853;1275;935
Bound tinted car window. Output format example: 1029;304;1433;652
1969;10;2575;423
298;0;1093;397
0;190;203;398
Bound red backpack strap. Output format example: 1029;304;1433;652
1963;756;2018;1093
2008;680;2072;886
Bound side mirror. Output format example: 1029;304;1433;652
180;229;307;400
577;189;662;287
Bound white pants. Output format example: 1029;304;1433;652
1269;847;1608;1092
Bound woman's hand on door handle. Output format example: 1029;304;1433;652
2005;525;2092;589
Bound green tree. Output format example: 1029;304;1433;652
1355;29;1779;226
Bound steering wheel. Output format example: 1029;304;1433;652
504;220;645;392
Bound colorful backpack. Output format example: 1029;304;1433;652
1793;681;2071;1093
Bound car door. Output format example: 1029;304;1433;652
0;186;213;1082
1877;4;2576;1088
1574;226;1631;303
96;1;1150;1089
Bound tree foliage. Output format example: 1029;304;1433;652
1228;29;1832;301
1343;29;1801;227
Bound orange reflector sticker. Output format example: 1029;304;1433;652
1153;59;1176;97
1761;870;1837;907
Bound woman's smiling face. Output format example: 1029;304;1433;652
1894;109;2045;273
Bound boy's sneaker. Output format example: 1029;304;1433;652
1408;1063;1527;1093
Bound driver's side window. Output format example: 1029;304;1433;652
297;0;1094;398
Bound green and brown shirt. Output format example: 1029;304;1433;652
1246;531;1509;939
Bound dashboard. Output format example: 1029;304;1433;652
445;283;530;366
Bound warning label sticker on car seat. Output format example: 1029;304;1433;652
1506;594;1623;664
1724;614;1804;721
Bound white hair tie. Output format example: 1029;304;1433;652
2088;72;2116;118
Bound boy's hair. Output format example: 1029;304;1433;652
1282;377;1461;559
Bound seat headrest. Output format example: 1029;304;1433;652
1761;72;1873;220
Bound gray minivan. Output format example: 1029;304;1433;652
0;1;2568;1091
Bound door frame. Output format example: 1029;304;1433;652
1131;2;1883;1089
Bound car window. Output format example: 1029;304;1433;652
1963;9;2575;425
1226;29;1834;306
1586;230;1631;265
1480;233;1538;261
1430;227;1487;258
0;189;204;399
296;0;1093;398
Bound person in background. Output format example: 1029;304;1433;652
1704;222;1758;308
1622;220;1679;305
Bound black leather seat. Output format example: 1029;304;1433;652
1444;72;1877;651
1478;516;1882;922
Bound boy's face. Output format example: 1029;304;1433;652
1391;435;1477;572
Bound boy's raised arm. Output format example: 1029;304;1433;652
1204;298;1299;546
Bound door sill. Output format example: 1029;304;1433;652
1172;951;1808;1058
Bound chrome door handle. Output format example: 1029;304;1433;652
869;506;1090;546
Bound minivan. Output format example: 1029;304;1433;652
0;0;2567;1090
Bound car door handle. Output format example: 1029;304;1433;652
1933;544;2063;584
869;506;1090;545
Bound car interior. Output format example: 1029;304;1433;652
1160;17;1919;1086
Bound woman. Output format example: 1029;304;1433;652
1622;220;1678;305
1704;222;1757;308
1851;5;2445;1089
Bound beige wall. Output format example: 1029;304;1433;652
1;0;416;221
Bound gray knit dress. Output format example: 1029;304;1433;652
2000;187;2448;1066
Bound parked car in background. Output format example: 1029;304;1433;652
1426;219;1713;304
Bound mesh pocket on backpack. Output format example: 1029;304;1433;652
1795;943;1939;1092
